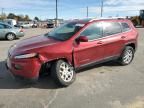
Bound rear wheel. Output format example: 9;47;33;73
6;33;15;41
118;46;134;65
51;60;76;87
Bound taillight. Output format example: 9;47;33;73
19;28;23;32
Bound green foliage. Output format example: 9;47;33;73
34;17;39;21
7;13;15;19
7;13;32;21
1;13;40;21
0;13;7;20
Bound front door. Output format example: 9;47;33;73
73;22;104;67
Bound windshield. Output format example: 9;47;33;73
45;22;84;41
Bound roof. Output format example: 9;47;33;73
89;17;126;22
64;17;129;25
74;17;127;23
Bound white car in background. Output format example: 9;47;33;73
4;19;17;27
19;22;33;28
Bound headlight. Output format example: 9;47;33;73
14;53;37;59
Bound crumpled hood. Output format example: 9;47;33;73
10;35;60;56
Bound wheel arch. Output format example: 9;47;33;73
39;57;74;75
120;42;136;57
125;43;136;51
5;32;16;40
5;32;16;37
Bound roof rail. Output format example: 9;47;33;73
89;17;126;22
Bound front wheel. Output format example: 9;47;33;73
118;46;135;65
51;60;76;87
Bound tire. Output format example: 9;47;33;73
6;33;15;41
118;46;135;65
51;60;76;87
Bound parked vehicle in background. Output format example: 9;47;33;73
46;20;55;28
130;10;144;27
32;22;38;28
47;23;54;28
4;19;17;27
14;23;22;28
6;18;138;86
19;21;38;28
0;22;24;40
19;22;33;28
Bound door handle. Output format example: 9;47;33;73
97;41;103;44
121;36;126;39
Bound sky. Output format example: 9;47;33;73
0;0;144;20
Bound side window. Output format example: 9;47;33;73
80;22;102;40
7;21;12;25
4;24;11;29
121;23;131;32
103;22;122;36
0;24;5;29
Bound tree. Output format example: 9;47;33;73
7;13;16;19
16;16;22;21
34;17;39;21
19;14;24;20
24;15;30;21
1;13;7;20
6;13;31;21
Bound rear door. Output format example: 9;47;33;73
101;21;125;58
73;22;104;67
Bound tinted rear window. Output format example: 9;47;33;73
121;23;131;32
103;22;122;36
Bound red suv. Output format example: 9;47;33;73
6;18;138;86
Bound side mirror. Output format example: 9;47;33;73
79;36;88;42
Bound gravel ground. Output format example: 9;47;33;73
0;28;144;108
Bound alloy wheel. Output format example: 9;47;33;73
59;62;74;82
123;49;133;64
7;33;15;40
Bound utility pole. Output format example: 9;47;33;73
55;0;58;27
1;8;4;20
1;8;4;15
101;0;103;17
1;8;4;18
87;6;89;18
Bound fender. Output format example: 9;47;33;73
38;54;73;66
121;41;136;55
